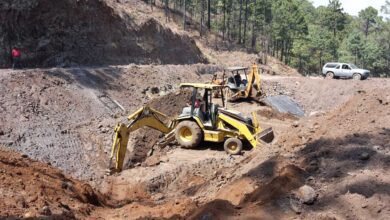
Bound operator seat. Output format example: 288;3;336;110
179;106;206;123
234;74;242;87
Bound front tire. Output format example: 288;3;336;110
325;72;334;79
353;73;362;80
175;121;202;149
224;138;243;155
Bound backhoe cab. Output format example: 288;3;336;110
109;83;274;172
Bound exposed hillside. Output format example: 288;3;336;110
0;0;207;67
111;0;301;76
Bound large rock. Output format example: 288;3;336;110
40;206;52;216
296;185;317;205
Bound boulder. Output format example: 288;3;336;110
296;185;317;205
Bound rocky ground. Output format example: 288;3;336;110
0;64;212;181
0;0;389;219
1;66;389;219
188;87;390;220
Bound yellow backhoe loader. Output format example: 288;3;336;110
109;83;274;172
212;64;262;101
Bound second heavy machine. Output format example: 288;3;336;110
211;64;262;101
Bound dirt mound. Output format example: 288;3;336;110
243;165;306;205
278;88;390;151
271;89;390;219
257;107;298;121
188;200;237;220
91;198;196;220
0;147;103;219
0;0;206;67
184;88;390;219
188;164;307;220
260;56;300;76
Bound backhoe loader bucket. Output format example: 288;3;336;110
258;127;274;143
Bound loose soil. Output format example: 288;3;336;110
1;0;389;219
187;88;390;220
0;146;103;219
0;64;211;181
125;90;192;167
1;64;389;220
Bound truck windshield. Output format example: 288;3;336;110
349;64;358;69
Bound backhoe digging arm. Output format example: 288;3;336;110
244;64;261;98
109;106;174;172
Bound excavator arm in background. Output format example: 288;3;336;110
244;64;261;98
109;106;174;172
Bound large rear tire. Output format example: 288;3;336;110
175;121;202;149
224;138;243;155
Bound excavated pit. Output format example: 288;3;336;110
0;0;207;67
2;68;390;219
0;65;212;181
125;90;192;168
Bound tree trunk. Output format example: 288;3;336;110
238;0;243;44
275;40;278;58
223;0;226;40
299;56;302;73
227;1;231;41
286;41;291;64
207;0;211;30
200;0;205;36
281;40;284;62
251;0;257;50
251;23;256;49
183;0;186;30
355;49;357;64
165;0;169;22
319;50;323;74
243;0;248;45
